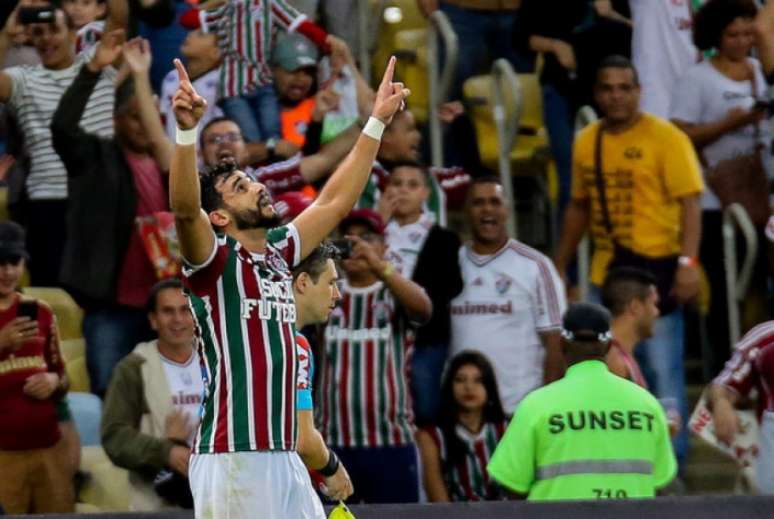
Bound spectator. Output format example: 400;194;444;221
101;279;200;510
179;0;333;148
159;25;223;142
451;176;566;413
708;320;774;494
417;0;531;99
416;351;508;502
670;0;769;380
0;1;127;285
630;0;701;118
270;32;374;152
382;161;463;425
198;116;361;196
317;209;432;504
487;303;677;500
0;221;72;513
602;267;659;388
1;0;42;69
361;105;484;227
51;36;171;396
291;242;353;505
63;0;107;54
554;56;704;464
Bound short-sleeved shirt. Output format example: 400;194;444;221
184;225;302;454
385;213;434;279
670;58;771;210
0;297;65;450
714;321;774;416
160;67;223;142
424;422;508;502
450;239;566;413
246;155;306;196
317;280;415;448
487;360;677;500
571;113;704;285
295;332;314;411
4;48;116;200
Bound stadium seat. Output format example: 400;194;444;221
61;338;90;393
78;446;130;512
24;286;84;340
394;28;429;123
371;0;428;86
67;392;102;446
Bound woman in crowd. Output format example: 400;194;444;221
416;351;509;502
670;0;772;380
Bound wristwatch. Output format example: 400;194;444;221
678;255;699;268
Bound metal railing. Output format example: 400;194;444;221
427;10;458;168
491;58;522;238
573;106;598;301
723;203;759;349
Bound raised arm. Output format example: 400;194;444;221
298;124;360;184
292;57;410;259
123;37;173;172
105;0;130;33
169;59;215;266
0;4;29;103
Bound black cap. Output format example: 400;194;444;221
561;302;612;343
0;222;28;261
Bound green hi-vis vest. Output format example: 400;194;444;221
487;361;677;501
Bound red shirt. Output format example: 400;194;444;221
0;296;64;450
714;321;774;417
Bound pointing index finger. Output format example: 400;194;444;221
380;56;396;88
174;58;190;84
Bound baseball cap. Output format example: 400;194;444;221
0;222;28;261
271;33;319;72
274;191;313;221
339;209;385;236
561;302;612;343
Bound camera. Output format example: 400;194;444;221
19;7;56;25
331;238;353;259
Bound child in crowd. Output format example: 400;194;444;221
62;0;107;54
416;351;509;502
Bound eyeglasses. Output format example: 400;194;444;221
203;132;243;146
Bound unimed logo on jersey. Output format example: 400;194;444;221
450;301;513;316
241;278;296;323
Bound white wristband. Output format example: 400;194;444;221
362;117;386;141
176;125;198;146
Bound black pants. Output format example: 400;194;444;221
23;199;67;287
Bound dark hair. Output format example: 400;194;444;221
596;55;640;86
693;0;757;51
601;267;657;317
200;159;239;213
436;351;506;468
114;76;135;116
388;160;431;185
293;241;340;282
200;116;241;146
146;278;184;313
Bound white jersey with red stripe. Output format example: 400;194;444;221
450;239;566;413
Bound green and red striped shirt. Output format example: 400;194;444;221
201;0;305;99
184;225;301;454
426;422;508;501
317;280;415;448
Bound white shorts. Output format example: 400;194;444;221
189;450;325;519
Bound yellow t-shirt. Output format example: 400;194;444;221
571;113;704;285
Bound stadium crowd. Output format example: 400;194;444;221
0;0;774;514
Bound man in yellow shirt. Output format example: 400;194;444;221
554;55;703;466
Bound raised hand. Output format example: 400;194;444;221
122;37;152;75
88;28;126;72
172;58;208;131
371;56;410;125
312;86;341;122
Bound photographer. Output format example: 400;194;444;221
100;279;200;511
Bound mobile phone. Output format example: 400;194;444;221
331;239;352;259
17;300;38;320
19;7;56;25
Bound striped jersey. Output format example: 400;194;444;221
317;280;415;448
75;20;105;54
356;161;471;227
5;47;116;200
425;422;508;501
199;0;305;99
183;225;302;454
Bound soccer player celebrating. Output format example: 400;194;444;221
169;57;408;517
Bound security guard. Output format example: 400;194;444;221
487;303;676;500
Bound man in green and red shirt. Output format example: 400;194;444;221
317;209;432;503
169;57;408;517
0;222;71;514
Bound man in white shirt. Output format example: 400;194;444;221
630;0;701;118
450;177;567;413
